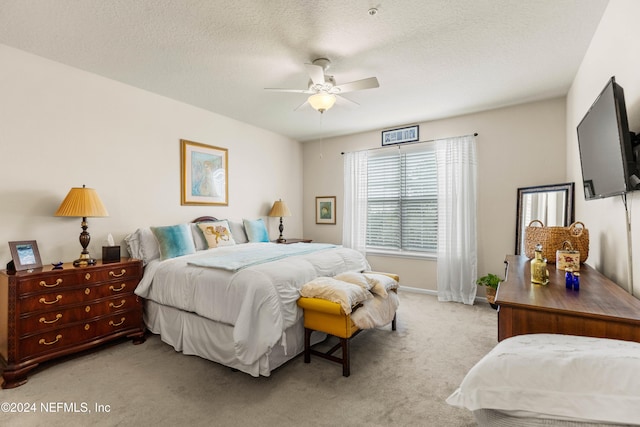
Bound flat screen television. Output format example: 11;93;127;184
576;76;638;200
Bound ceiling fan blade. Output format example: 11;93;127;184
264;87;313;94
335;94;360;108
333;77;379;94
293;100;310;111
304;63;326;86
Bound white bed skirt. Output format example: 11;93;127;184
474;410;637;427
144;300;315;377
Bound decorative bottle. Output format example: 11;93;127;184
531;244;549;285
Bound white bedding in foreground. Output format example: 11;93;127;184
135;243;370;365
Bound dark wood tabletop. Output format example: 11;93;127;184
496;255;640;342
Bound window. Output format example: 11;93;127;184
366;145;437;253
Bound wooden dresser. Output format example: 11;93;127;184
0;258;145;388
496;255;640;343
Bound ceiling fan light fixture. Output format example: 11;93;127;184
308;93;336;113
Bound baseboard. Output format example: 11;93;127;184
398;285;489;305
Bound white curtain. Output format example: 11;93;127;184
436;135;478;304
342;150;368;254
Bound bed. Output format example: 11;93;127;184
127;216;371;376
447;334;640;426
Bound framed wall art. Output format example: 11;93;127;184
381;125;419;146
181;139;229;206
9;240;43;271
316;196;336;224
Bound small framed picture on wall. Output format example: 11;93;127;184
316;196;336;224
381;125;419;146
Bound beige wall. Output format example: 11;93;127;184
566;0;640;296
0;44;303;265
302;98;567;291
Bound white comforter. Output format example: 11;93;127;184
135;243;370;365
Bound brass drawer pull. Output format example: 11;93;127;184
109;269;126;278
39;278;62;288
109;317;126;327
39;295;62;305
39;334;62;346
39;313;62;324
109;284;126;292
109;299;126;309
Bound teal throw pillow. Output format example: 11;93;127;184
150;224;196;260
242;218;270;243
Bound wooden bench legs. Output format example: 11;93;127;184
304;327;359;377
303;313;397;377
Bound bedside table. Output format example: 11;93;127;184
272;238;312;244
0;258;145;388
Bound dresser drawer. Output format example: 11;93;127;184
18;278;139;314
17;270;84;294
19;294;142;335
19;322;96;358
83;264;142;284
95;311;142;336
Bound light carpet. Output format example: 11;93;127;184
0;291;497;427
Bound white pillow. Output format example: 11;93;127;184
363;273;398;297
300;277;372;315
124;227;160;265
197;220;236;248
446;334;640;425
334;272;372;291
228;220;248;244
190;223;208;250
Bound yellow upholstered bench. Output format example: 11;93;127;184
297;272;399;377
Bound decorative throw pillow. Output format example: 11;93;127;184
243;218;270;243
197;220;236;249
300;277;372;315
150;224;196;260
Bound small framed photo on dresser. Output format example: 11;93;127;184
9;240;43;271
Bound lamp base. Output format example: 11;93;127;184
73;253;97;267
276;237;287;243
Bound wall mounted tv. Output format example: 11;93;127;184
576;76;639;200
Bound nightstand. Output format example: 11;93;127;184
272;238;312;244
0;258;145;388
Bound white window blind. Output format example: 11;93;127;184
366;145;437;252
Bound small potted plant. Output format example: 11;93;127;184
476;273;502;309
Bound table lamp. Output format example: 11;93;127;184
268;199;292;243
55;185;109;266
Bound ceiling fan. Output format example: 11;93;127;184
265;58;379;113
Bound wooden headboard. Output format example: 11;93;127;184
192;216;218;223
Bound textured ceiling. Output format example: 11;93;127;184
0;0;609;141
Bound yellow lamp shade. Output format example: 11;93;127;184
55;186;108;218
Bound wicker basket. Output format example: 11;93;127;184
524;220;589;263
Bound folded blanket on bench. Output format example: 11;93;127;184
351;292;399;329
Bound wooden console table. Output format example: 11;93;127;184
496;255;640;343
